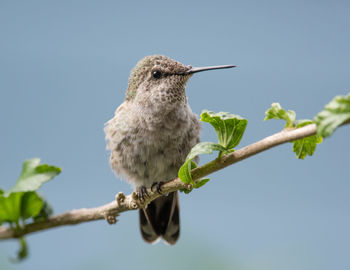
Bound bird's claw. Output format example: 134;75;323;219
151;182;164;194
136;186;149;201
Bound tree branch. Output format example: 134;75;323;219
0;123;319;240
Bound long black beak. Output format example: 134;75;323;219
184;64;236;74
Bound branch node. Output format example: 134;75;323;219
105;214;118;225
130;201;139;209
115;192;125;204
129;191;144;209
131;191;138;200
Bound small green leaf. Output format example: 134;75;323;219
201;110;248;150
264;103;296;128
33;198;53;222
264;104;323;159
21;192;43;220
178;110;248;186
293;135;323;159
10;237;28;262
0;191;46;223
180;178;210;194
17;237;28;261
193;178;210;189
315;93;350;138
294;119;313;127
178;142;226;184
7;158;61;195
179;188;193;194
0;190;3;225
0;192;23;223
178;161;198;184
185;142;227;164
292;120;323;159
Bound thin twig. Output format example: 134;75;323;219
0;123;322;240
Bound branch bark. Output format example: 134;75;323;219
0;124;318;240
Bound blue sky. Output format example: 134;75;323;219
0;1;349;269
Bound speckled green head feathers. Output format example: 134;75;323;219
126;55;190;100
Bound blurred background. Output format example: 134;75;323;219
0;0;349;269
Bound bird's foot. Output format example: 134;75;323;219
136;186;149;202
151;181;164;194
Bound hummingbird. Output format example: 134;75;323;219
105;55;235;244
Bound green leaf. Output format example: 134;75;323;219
180;178;210;194
7;158;61;194
178;142;226;184
179;188;193;194
201;110;248;150
178;110;248;187
0;191;45;222
264;104;323;159
193;178;210;189
0;189;3;225
33;198;53;222
178;161;198;184
21;192;43;220
10;237;28;262
315;93;350;138
185;142;226;165
0;159;60;224
0;188;4;225
17;237;28;261
264;103;296;128
293;121;323;159
0;192;23;223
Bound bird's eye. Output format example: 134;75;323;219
152;70;162;79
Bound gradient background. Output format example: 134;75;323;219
0;1;349;269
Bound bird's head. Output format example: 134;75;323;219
126;55;235;109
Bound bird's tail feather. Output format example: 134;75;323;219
139;191;180;244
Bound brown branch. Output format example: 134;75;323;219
0;124;318;240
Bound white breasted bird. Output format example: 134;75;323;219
105;55;235;244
